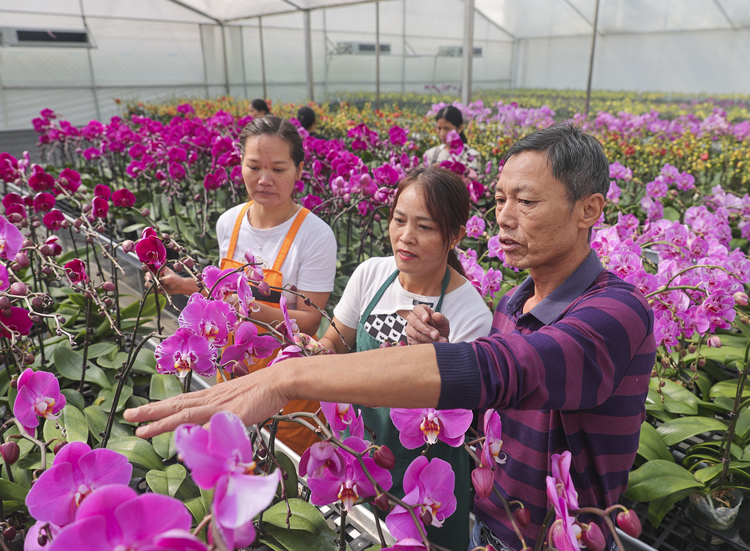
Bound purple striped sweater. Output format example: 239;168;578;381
434;250;655;550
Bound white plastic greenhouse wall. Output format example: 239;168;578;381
1;0;750;131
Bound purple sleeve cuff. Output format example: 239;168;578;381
433;342;482;410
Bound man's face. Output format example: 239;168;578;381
494;151;587;278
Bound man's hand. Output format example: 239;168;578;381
123;366;289;438
406;304;451;344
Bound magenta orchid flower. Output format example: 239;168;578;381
13;368;66;436
46;485;206;551
0;307;33;339
299;441;346;478
91;197;109;219
179;293;237;348
25;442;132;527
112;188;136;207
466;215;486;238
28;171;54;193
25;521;61;551
135;235;167;272
63;259;88;286
385;456;457;540
446;130;464;154
0;215;23;261
44;236;62;256
220;322;279;373
320;402;357;439
307;436;392;511
174;411;281;549
154;328;218;379
390;408;472;449
236;275;259;317
202;266;239;300
93;184;112;200
56;168;81;194
550;450;579;510
42;209;65;231
278;295;298;341
382;539;428;551
481;410;505;467
0;264;8;292
546;476;582;551
32;192;55;213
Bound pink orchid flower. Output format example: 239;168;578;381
546;476;582;551
63;259;88;286
320;402;356;439
32;192;55;213
446;129;464;155
154;328;218;379
0;264;8;292
46;485;206;551
174;411;281;549
383;538;428;551
112;188;136;207
236;274;260;317
13;368;66;436
299;441;346;478
278;295;298;341
386;456;457;540
42;209;65;231
44;235;63;256
307;436;392;511
91;196;109;219
179;293;237;348
0;215;23;261
550;450;579;510
56;168;81;194
202;266;239;300
390;408;473;449
135;235;166;272
220;322;279;373
0;307;33;340
25;442;132;526
93;184;111;200
481;410;505;467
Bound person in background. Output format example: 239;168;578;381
126;123;655;551
424;105;481;171
318;166;492;550
296;106;324;139
155;116;337;454
248;99;270;118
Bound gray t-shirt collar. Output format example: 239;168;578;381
506;249;604;325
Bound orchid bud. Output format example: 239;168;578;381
707;336;722;348
31;315;41;324
374;492;390;512
3;525;16;542
735;292;749;307
53;440;68;454
14;252;30;269
81;203;92;213
9;213;22;224
9;282;27;296
580;522;606;551
688;344;696;354
514;506;530;528
471;466;494;498
741;315;750;325
31;296;44;308
616;509;642;538
73;218;82;229
37;532;47;546
258;281;270;296
102;282;116;292
10;378;17;389
141;208;151;217
419;509;432;526
232;363;249;377
0;297;10;310
40;245;53;256
374;445;395;470
24;353;34;364
183;258;195;270
122;239;135;253
22;238;33;248
373;214;381;222
42;266;53;276
0;441;20;466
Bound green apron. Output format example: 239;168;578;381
355;267;471;551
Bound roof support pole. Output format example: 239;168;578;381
375;1;380;110
304;9;314;101
259;16;267;99
461;0;475;105
219;22;231;95
584;0;601;115
79;0;101;120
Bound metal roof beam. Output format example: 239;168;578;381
162;0;220;23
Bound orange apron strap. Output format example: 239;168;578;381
225;201;253;263
271;208;310;273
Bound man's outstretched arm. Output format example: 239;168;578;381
124;343;444;438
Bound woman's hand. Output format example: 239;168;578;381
406;304;451;344
145;266;199;296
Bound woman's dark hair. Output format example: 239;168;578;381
389;166;469;277
296;106;316;130
251;99;270;115
239;116;304;168
435;105;468;144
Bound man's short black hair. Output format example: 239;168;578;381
503;122;609;205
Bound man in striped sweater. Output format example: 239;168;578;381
127;123;655;551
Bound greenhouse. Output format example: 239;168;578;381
0;1;750;551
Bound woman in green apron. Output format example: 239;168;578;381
319;167;493;550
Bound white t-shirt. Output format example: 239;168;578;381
333;256;492;345
216;203;337;308
424;143;481;171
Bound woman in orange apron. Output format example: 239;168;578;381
155;116;337;454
